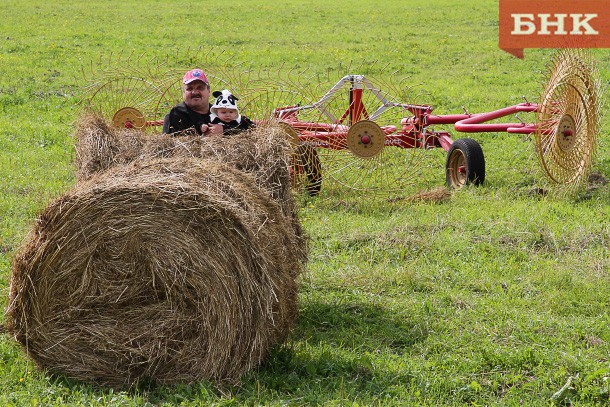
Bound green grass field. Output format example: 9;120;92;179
1;0;610;405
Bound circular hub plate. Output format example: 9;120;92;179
346;120;385;158
112;107;146;129
556;114;576;152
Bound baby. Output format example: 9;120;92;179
209;89;254;135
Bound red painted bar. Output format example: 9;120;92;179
426;114;470;125
454;103;538;132
426;103;538;133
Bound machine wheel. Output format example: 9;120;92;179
445;138;485;188
293;143;322;196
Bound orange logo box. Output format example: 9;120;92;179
499;0;610;58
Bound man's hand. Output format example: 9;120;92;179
200;123;223;136
207;123;224;136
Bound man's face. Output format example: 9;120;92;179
216;108;238;122
183;80;210;112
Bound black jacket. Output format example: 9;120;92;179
162;102;212;135
210;115;255;135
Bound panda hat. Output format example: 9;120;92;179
210;89;241;123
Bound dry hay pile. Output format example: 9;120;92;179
74;115;293;207
405;186;451;204
7;116;306;388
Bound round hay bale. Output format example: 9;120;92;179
7;158;305;388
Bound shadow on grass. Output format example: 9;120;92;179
236;300;429;400
293;300;428;353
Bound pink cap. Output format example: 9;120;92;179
183;69;209;85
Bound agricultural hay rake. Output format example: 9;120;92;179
80;49;602;199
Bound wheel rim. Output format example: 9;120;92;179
556;114;577;152
448;149;467;188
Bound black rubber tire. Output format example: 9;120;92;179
294;143;322;196
445;138;485;188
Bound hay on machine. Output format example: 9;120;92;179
7;116;307;388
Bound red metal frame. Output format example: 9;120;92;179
272;75;542;153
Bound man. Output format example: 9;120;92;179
162;68;224;136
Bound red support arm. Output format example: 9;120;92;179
425;103;538;134
454;103;538;133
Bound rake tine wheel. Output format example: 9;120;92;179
239;71;436;200
80;51;245;132
300;74;434;200
535;49;602;190
81;76;161;129
79;53;169;130
79;56;323;196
